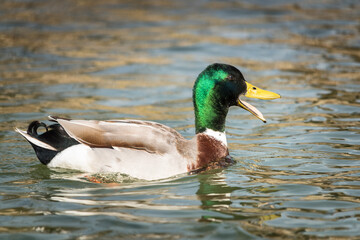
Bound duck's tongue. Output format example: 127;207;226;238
237;98;266;123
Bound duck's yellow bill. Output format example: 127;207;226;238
237;82;281;123
244;82;281;100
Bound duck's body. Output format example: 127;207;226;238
16;63;280;180
17;118;228;180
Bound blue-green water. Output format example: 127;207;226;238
1;0;360;239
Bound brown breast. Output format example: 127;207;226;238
188;133;229;171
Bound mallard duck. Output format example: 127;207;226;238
16;63;280;180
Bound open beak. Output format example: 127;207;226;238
237;82;281;123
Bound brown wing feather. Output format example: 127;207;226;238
54;117;185;154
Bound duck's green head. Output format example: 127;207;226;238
193;63;280;134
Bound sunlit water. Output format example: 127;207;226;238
1;0;360;239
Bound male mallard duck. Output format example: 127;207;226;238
16;63;280;180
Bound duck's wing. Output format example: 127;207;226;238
49;116;185;154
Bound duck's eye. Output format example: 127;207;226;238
252;87;257;90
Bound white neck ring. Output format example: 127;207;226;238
203;128;227;146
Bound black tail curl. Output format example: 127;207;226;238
26;121;79;165
27;121;48;136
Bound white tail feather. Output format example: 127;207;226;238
15;128;57;151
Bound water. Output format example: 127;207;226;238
1;0;360;239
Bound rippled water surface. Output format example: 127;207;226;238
1;0;360;239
